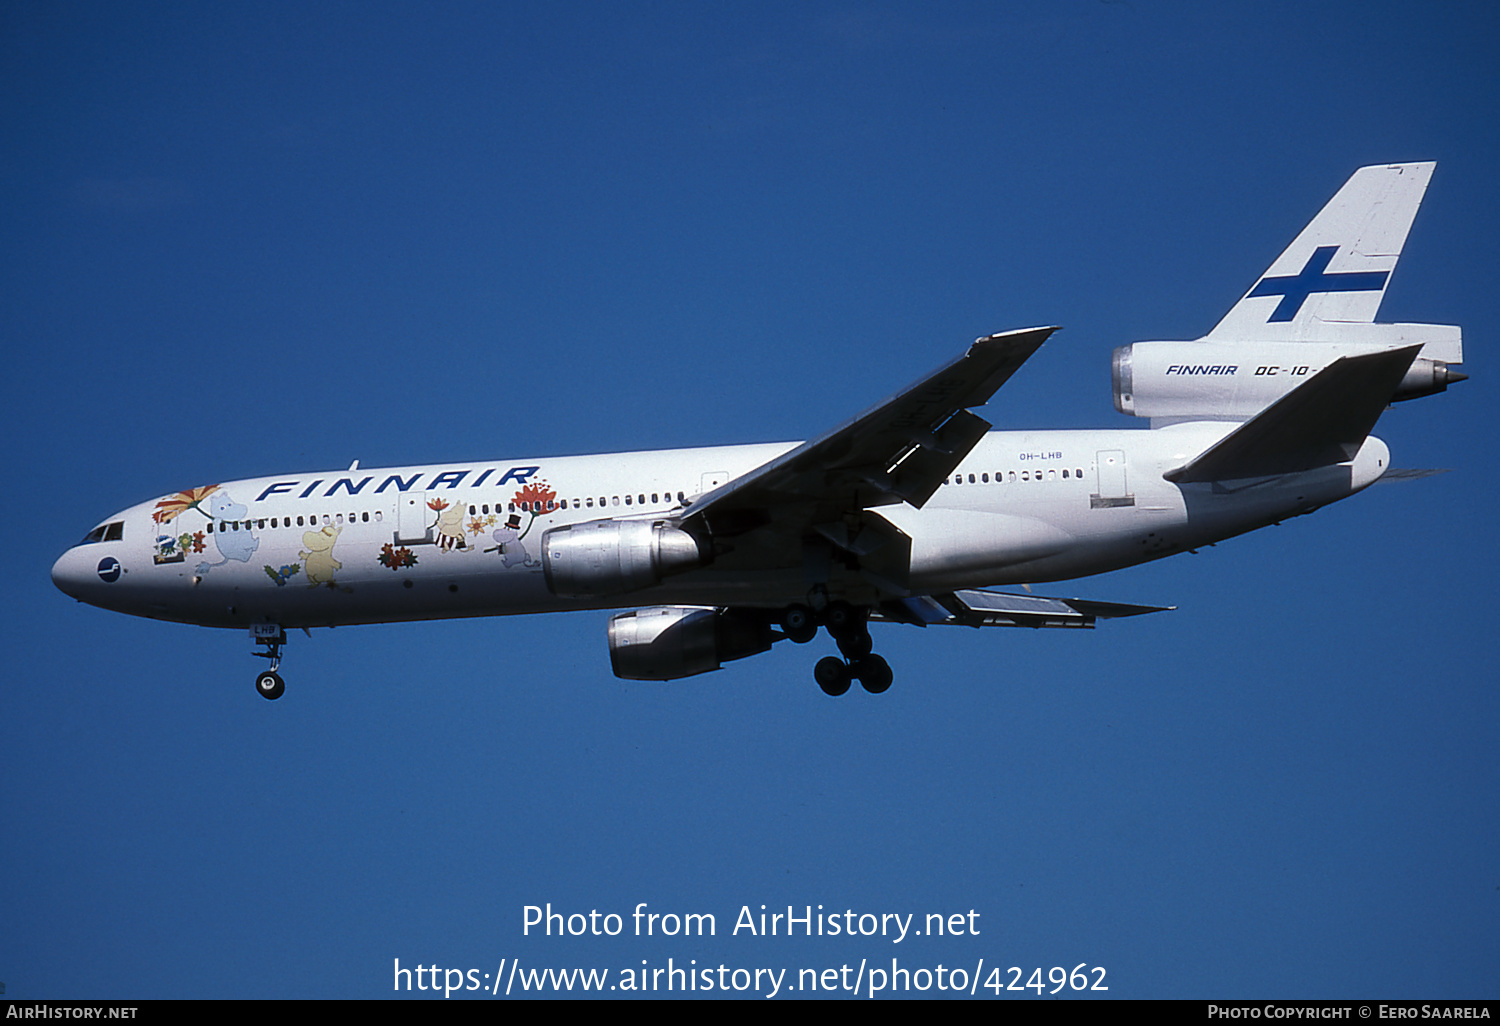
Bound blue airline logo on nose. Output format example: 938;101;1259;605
97;557;121;583
1247;245;1390;322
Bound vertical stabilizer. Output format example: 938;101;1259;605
1206;162;1434;340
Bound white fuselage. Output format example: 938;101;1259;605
50;424;1391;631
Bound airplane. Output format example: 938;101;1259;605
51;162;1465;700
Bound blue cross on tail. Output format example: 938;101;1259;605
1246;245;1390;322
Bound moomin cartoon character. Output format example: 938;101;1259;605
430;498;468;552
299;524;343;587
488;513;536;568
196;491;259;575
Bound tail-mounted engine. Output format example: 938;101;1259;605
541;518;709;598
1113;334;1464;421
607;606;776;680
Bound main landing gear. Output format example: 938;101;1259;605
251;625;287;701
780;601;895;696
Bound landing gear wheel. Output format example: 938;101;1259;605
256;670;285;701
824;601;860;633
781;604;818;644
855;654;893;694
814;656;851;696
836;628;873;659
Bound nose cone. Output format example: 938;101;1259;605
52;546;119;602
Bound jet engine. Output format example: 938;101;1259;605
1112;338;1464;420
607;606;777;680
541;518;709;597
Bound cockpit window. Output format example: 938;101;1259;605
80;521;125;544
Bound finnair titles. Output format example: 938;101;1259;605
52;162;1465;700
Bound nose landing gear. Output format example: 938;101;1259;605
255;669;285;701
251;625;287;701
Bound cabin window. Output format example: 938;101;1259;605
652;493;659;503
625;495;632;505
586;498;594;507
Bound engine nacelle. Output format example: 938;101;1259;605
607;606;776;680
541;518;708;598
1113;339;1465;420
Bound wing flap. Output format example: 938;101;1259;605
876;589;1172;629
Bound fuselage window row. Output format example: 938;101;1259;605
191;488;700;539
944;467;1087;486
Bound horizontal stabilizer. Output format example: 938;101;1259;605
879;589;1172;629
1165;345;1420;483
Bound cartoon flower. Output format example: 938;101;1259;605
263;564;301;586
378;543;418;570
514;481;557;513
467;517;486;536
177;533;194;554
427;498;450;512
191;531;206;554
153;484;220;524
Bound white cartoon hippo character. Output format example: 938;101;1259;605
299;525;343;587
196;491;258;574
489;513;535;568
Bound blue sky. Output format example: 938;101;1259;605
3;1;1497;999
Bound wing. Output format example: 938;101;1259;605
685;326;1057;540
